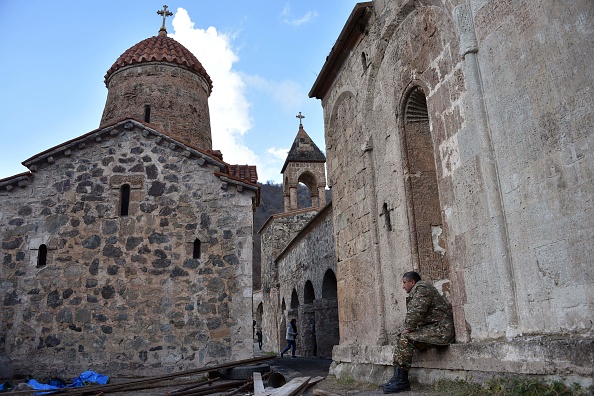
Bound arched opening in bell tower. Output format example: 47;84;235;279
297;171;318;209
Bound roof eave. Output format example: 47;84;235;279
309;2;373;100
21;119;226;172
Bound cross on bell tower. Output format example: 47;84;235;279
296;112;305;127
157;5;173;35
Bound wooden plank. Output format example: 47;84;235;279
301;376;326;395
308;376;325;385
267;376;311;396
253;372;266;395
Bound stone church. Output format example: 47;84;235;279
303;0;592;387
0;13;259;377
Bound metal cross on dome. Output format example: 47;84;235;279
296;112;305;127
157;5;173;31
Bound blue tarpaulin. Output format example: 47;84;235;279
70;371;109;387
26;370;109;393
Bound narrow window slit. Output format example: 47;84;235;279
193;239;201;259
120;184;130;216
382;202;392;231
144;105;151;123
37;244;47;267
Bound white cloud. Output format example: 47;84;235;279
267;147;290;160
170;9;262;172
242;74;304;112
169;8;294;184
280;3;318;26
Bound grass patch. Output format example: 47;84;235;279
434;376;591;396
317;375;379;392
335;375;355;386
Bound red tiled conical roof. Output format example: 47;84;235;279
104;31;212;91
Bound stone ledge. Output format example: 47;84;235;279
330;336;593;386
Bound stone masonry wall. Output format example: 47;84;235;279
474;0;594;338
0;121;254;377
365;2;465;342
101;64;213;151
276;205;338;358
317;0;593;384
259;209;317;352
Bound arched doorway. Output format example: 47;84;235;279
316;269;340;357
303;281;317;356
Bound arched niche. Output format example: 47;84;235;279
304;280;315;304
401;86;449;280
322;269;338;299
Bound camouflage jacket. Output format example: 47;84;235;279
403;281;454;344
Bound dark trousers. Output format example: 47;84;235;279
281;339;296;356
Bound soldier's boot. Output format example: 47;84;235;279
381;367;410;394
380;367;398;388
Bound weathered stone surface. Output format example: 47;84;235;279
259;207;324;354
0;121;256;377
268;205;337;359
82;235;101;249
101;63;213;151
3;291;21;306
304;0;594;386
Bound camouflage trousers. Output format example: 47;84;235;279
392;335;434;370
392;326;453;369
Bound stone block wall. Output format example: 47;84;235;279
312;0;593;385
259;209;318;352
276;205;338;358
101;64;213;151
313;297;339;358
0;121;255;377
473;0;594;337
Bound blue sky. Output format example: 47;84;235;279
0;1;358;183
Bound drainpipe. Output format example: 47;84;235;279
454;3;519;334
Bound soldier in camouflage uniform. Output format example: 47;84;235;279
382;271;454;394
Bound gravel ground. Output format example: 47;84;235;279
8;347;439;395
270;354;439;396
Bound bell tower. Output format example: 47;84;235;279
281;113;327;212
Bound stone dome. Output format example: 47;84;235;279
104;31;212;92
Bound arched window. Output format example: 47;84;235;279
193;238;201;259
403;87;448;280
37;244;47;267
120;184;130;216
